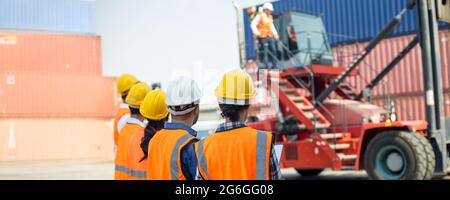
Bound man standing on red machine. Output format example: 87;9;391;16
251;2;279;69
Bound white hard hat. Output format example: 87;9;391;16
263;2;274;11
166;76;202;115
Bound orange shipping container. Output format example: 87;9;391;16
0;71;117;118
0;118;114;161
0;30;102;76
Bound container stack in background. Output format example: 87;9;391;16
0;0;117;161
244;0;450;122
334;31;450;121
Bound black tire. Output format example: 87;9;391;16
295;169;324;177
364;131;430;180
410;132;436;180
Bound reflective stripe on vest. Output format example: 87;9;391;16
170;134;194;180
255;130;268;180
117;114;130;134
115;165;147;179
114;107;130;146
196;139;211;180
197;130;270;180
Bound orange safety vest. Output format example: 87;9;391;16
114;118;146;180
257;14;274;39
146;128;197;180
195;127;273;180
113;104;130;146
126;130;147;180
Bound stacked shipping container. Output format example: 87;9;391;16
0;31;102;76
0;72;116;118
334;30;450;121
0;0;116;161
0;0;96;34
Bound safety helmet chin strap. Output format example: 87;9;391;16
167;100;200;116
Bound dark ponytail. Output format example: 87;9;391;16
219;104;250;122
139;119;165;162
129;107;141;115
121;90;129;102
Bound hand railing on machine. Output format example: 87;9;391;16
257;34;338;137
275;40;340;160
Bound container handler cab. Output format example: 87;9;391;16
243;0;450;180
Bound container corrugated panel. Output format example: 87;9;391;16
0;72;117;118
0;0;95;34
372;91;450;121
0;30;102;76
0;118;114;161
244;0;450;59
333;30;450;96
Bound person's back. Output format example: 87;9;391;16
147;127;197;180
196;126;272;180
126;89;169;180
126;130;147;180
114;82;150;180
195;69;281;180
115;118;146;180
146;77;202;180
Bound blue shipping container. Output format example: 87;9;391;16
0;0;96;34
244;0;450;59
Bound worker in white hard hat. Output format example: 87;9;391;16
251;2;279;69
146;76;202;180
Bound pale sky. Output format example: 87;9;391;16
96;0;276;104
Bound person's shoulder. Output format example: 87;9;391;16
130;129;144;140
152;128;169;137
252;128;272;136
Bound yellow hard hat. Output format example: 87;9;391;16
140;89;169;120
215;69;256;105
125;82;151;106
117;73;139;94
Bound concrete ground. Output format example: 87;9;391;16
0;159;448;180
0;159;114;180
282;168;368;180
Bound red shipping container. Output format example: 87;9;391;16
371;91;450;121
0;30;102;76
0;71;117;118
333;30;450;96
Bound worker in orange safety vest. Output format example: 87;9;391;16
146;77;202;180
126;89;169;180
251;2;279;69
115;82;151;180
114;74;139;150
195;69;282;180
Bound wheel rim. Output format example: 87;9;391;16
375;145;407;180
